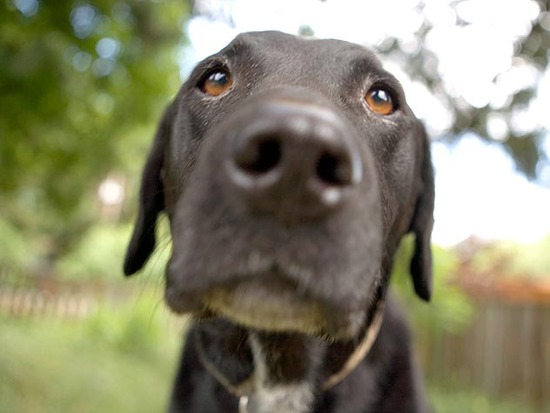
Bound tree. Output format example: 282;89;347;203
389;0;550;181
0;0;190;276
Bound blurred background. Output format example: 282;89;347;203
1;0;549;412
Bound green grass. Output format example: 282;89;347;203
430;386;526;413
0;289;185;413
0;287;529;413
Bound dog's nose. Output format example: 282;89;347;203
226;100;362;221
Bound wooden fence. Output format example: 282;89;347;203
0;288;98;319
0;269;106;319
419;275;550;412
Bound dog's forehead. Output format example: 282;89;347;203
220;31;384;77
231;31;375;55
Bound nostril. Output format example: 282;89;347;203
234;136;282;174
316;152;353;186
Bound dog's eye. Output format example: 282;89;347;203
365;88;395;116
200;70;233;96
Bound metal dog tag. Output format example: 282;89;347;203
239;396;249;413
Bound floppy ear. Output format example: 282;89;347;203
123;104;174;276
409;122;435;301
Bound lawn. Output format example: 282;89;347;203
0;287;524;413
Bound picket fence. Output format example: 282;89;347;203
0;288;97;319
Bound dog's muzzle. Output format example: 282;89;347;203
165;87;383;339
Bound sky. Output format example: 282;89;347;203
181;0;550;246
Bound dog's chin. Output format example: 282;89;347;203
165;275;366;340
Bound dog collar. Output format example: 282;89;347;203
321;299;385;390
195;300;385;412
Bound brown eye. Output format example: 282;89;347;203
200;70;233;96
365;88;395;116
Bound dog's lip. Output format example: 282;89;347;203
164;272;365;339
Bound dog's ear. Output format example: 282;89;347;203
409;122;435;301
123;104;174;276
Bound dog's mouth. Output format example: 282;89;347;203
165;272;367;339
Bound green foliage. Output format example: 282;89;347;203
56;220;171;281
379;0;550;181
83;291;182;358
0;290;185;413
0;0;189;273
0;218;31;273
57;224;132;281
392;236;474;334
470;236;550;279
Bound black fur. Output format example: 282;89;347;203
124;31;434;413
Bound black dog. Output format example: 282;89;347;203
124;31;434;413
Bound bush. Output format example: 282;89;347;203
391;236;474;334
0;289;186;413
471;236;550;279
0;218;32;276
57;220;171;282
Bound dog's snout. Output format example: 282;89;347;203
232;134;282;176
226;101;362;221
233;134;355;187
